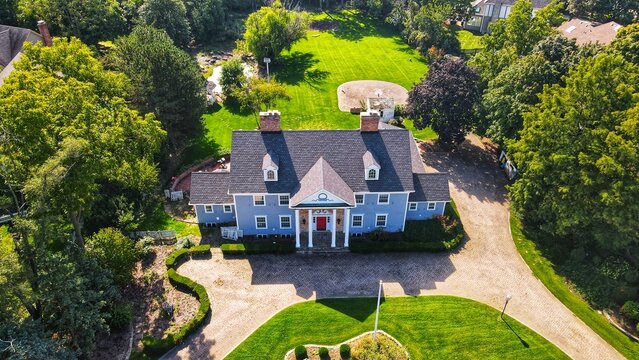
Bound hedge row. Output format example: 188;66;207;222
165;244;211;269
220;241;295;255
131;245;211;359
350;232;463;253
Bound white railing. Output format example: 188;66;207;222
221;227;243;241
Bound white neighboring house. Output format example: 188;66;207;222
367;97;394;122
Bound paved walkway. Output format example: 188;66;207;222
164;135;623;360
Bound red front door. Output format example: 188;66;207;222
316;216;327;231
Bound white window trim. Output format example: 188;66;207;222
253;195;266;206
255;215;268;229
279;215;292;229
427;201;437;210
351;214;364;228
279;195;290;206
365;167;380;180
263;168;278;181
223;204;232;213
377;193;390;205
408;202;418;211
355;194;364;205
204;205;213;213
376;214;388;228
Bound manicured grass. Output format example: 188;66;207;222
139;205;201;238
183;11;433;165
226;296;568;359
457;29;484;51
510;209;639;359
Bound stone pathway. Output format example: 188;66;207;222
163;135;623;360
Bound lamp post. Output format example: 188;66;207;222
501;293;512;319
373;280;383;341
263;57;271;82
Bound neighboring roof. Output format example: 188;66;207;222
290;157;355;207
409;173;450;202
472;0;551;8
262;153;278;169
189;171;233;204
0;24;43;86
368;97;394;110
362;150;380;169
229;129;417;194
557;19;622;45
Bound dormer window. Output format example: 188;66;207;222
363;150;380;181
262;153;279;182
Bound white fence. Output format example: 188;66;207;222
221;227;243;241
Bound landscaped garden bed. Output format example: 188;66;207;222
350;202;464;253
286;331;408;360
221;238;296;255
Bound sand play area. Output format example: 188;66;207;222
336;80;409;112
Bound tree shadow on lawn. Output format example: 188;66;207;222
327;11;397;42
317;297;384;322
274;51;329;88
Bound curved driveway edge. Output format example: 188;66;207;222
164;135;623;360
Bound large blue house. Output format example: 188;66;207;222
189;110;450;249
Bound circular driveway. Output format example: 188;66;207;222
164;135;623;360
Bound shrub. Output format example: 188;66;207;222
340;343;351;359
165;245;211;269
612;285;637;304
625;268;639;284
109;303;132;331
621;301;639;321
319;347;329;359
294;345;307;360
220;241;295;255
86;228;137;286
599;256;631;280
176;236;195;249
136;236;155;259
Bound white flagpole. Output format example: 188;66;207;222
373;280;383;340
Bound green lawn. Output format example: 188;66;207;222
457;29;484;51
183;11;433;165
510;210;639;359
139;205;201;238
226;296;568;359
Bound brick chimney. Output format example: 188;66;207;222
259;110;281;132
37;20;53;47
360;111;380;132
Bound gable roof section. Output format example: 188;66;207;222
409;173;450;202
0;25;43;86
189;171;233;204
262;152;279;169
290;157;354;207
557;19;622;45
229;129;416;194
362;150;380;169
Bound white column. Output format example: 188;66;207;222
344;208;350;247
295;209;300;248
308;209;313;248
331;209;337;248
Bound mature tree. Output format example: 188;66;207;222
407;58;480;147
220;58;248;104
609;23;639;65
470;0;563;80
86;228;137;286
243;1;310;62
0;38;165;247
0;0;18;26
17;0;126;43
0;319;77;359
509;54;639;251
184;0;225;44
567;0;638;25
235;77;290;124
110;25;205;154
139;0;192;47
401;3;461;55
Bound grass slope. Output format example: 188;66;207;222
510;209;639;359
183;11;431;164
226;296;568;360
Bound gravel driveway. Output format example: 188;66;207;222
164;135;623;360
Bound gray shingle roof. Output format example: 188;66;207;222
189;171;233;204
0;25;42;86
409;173;450;202
290;157;355;207
228;129;417;194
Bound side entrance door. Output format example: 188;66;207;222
316;216;327;231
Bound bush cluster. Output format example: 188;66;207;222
220;241;295;255
131;245;211;359
319;346;329;359
294;345;308;360
621;301;639;322
340;343;351;359
108;303;132;331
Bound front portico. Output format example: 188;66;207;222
294;207;352;249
